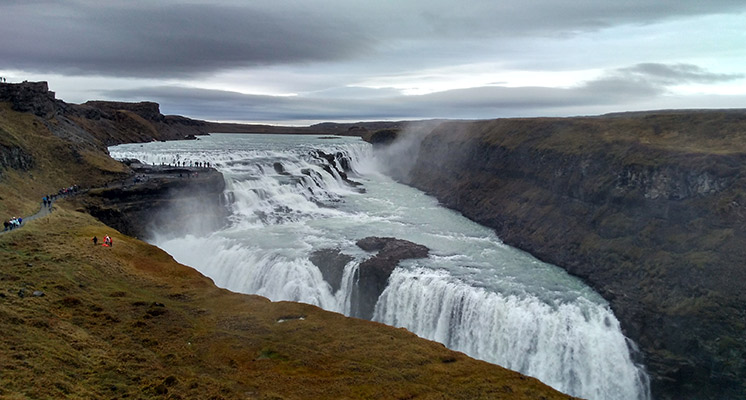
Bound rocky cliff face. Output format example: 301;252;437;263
76;162;229;240
1;81;212;150
379;113;746;400
0;81;59;118
0;145;34;172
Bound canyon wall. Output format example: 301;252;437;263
384;113;746;400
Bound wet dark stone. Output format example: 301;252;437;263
309;249;353;293
351;237;429;319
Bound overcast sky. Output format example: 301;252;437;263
2;0;745;124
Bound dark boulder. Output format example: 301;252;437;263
309;248;353;293
273;162;288;175
351;237;429;319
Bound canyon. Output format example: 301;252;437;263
373;115;746;399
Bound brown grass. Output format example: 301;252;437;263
467;111;746;155
0;207;576;400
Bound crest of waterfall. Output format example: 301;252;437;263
110;134;650;400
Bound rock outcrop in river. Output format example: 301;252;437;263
371;112;746;400
309;237;430;319
352;237;430;319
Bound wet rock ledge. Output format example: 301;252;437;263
311;237;429;320
77;160;229;239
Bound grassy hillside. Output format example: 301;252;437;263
0;101;574;399
0;102;127;218
2;210;574;399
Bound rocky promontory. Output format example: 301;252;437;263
74;161;229;239
374;112;746;400
352;237;429;319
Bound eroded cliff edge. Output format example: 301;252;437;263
380;112;746;400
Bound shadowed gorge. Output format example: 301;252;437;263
377;113;746;400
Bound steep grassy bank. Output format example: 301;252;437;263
2;209;574;399
388;112;746;400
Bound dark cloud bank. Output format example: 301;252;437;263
2;0;745;78
1;1;368;78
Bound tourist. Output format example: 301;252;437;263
92;236;98;245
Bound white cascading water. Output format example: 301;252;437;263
110;133;650;400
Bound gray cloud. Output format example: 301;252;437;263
2;1;744;78
621;63;744;85
1;1;369;77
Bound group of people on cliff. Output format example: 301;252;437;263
41;185;80;208
164;160;211;168
57;185;79;197
3;217;22;231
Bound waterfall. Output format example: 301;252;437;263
375;267;650;400
110;134;650;400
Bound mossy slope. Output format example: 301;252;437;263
1;210;574;399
